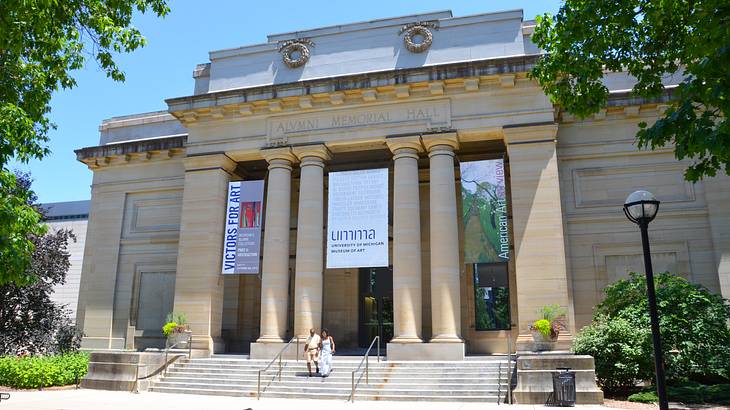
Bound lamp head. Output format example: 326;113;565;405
624;190;660;225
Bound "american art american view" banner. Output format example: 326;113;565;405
221;180;265;274
460;159;510;263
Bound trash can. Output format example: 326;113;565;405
550;367;576;406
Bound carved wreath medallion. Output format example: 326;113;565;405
400;22;438;53
278;39;314;68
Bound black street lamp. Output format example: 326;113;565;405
623;190;668;410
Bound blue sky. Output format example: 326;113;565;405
18;0;561;203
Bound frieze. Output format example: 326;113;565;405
267;100;450;145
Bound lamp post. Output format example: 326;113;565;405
623;190;668;410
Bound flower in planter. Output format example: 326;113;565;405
529;304;566;340
162;312;190;336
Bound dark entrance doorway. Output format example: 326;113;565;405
358;267;394;348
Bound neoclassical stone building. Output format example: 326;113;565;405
74;9;730;358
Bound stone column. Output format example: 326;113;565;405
256;148;297;344
704;174;730;299
173;153;237;353
503;124;574;349
386;136;424;343
292;145;330;338
423;133;463;343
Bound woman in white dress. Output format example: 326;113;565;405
318;329;335;377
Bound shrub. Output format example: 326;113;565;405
629;383;730;405
0;352;88;389
628;391;657;403
573;316;652;391
575;272;730;389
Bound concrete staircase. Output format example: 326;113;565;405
149;355;511;402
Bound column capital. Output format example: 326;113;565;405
386;135;424;154
502;123;558;146
261;147;297;170
183;153;237;173
422;132;459;153
292;144;331;164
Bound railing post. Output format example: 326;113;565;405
296;336;299;362
351;371;355;402
507;334;513;405
188;332;192;359
257;370;261;400
365;354;369;384
377;336;380;362
278;354;282;382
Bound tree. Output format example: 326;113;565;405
0;0;170;285
531;0;730;182
0;173;80;355
574;272;730;391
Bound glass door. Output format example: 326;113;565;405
358;267;393;347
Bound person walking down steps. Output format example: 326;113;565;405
319;329;335;377
304;328;321;377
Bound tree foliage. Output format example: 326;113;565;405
0;173;81;355
0;0;169;285
531;0;730;182
574;272;730;391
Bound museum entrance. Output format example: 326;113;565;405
358;267;394;348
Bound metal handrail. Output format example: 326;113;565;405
132;331;193;393
349;336;380;402
256;336;300;400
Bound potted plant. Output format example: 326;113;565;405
528;304;566;350
162;312;190;348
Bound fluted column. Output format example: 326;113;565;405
386;136;424;343
423;133;463;343
257;148;297;343
292;145;331;338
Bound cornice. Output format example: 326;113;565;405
75;135;187;170
166;55;542;125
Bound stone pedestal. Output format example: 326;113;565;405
513;354;604;404
81;351;182;392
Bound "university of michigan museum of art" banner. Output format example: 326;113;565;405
460;159;510;263
326;168;389;268
221;180;265;274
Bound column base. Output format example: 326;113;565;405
249;341;303;360
429;334;464;343
389;336;423;344
387;341;464;361
190;335;224;354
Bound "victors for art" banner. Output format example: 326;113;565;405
460;159;510;263
326;168;389;269
221;180;265;274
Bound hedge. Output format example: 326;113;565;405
0;353;88;389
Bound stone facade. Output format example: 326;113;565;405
73;9;729;358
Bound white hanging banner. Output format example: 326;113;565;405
326;168;389;269
221;180;265;274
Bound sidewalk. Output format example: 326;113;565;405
7;389;611;410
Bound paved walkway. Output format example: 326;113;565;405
6;389;610;410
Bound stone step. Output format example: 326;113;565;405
182;359;508;367
172;364;506;373
149;386;501;402
152;381;501;397
159;376;505;389
164;371;507;383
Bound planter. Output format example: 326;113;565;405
531;330;558;351
166;331;191;348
